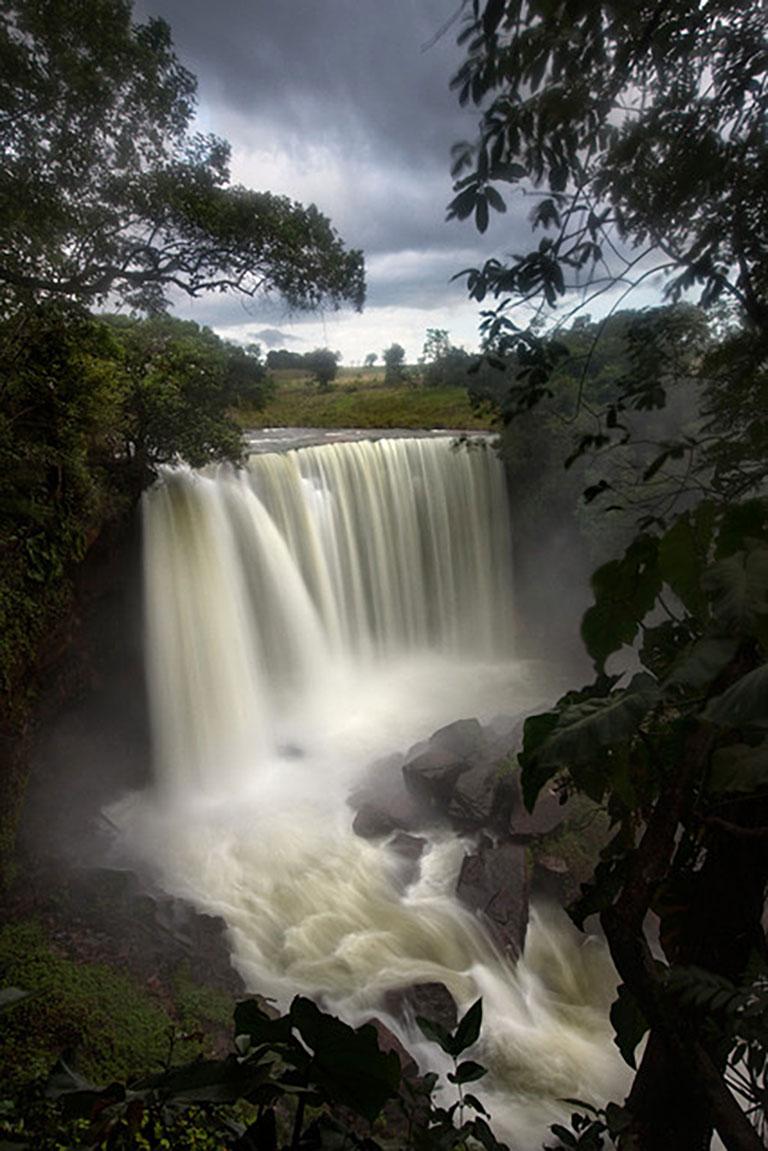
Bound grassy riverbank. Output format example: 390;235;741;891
236;367;492;430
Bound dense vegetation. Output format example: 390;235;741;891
2;0;768;1148
450;2;768;1147
0;0;364;878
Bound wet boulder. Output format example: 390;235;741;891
349;753;432;838
447;762;501;828
427;717;485;759
402;745;472;808
507;774;569;840
388;832;428;887
384;981;458;1034
456;836;529;961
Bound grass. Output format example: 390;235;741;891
237;367;492;431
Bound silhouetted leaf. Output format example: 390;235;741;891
453;998;483;1054
610;984;648;1068
290;997;400;1122
449;1059;487;1084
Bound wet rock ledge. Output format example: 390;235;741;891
349;714;590;964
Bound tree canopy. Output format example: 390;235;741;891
0;0;365;315
450;4;768;1148
449;0;767;337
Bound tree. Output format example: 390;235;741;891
382;342;406;383
449;5;768;1148
266;348;304;370
0;0;365;315
105;314;270;476
449;1;766;338
422;328;452;363
303;347;340;391
364;352;378;368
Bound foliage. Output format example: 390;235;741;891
449;0;767;526
0;921;211;1088
382;342;407;384
104;313;271;475
266;349;306;371
514;500;768;1147
0;0;364;315
238;373;490;431
422;329;452;364
449;0;766;330
302;348;340;392
2;986;514;1151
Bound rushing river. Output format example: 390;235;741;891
116;435;628;1146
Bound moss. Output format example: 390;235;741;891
171;960;233;1038
0;921;192;1089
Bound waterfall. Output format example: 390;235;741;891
143;437;514;790
128;434;628;1148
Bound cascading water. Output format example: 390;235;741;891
120;435;628;1147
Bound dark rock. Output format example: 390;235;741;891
388;832;427;887
428;717;485;759
447;762;500;828
531;853;570;903
402;747;471;808
365;1017;420;1078
384;981;458;1034
353;803;398;839
456;837;529;960
56;866;244;995
389;832;427;862
350;782;429;839
349;750;432;838
508;777;569;840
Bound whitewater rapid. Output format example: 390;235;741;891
116;436;628;1146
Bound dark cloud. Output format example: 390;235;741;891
134;1;473;166
251;327;304;347
131;0;533;356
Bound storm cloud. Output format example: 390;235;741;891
133;0;532;360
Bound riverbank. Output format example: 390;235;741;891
237;366;492;430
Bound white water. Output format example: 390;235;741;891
123;435;628;1146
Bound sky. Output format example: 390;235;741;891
131;0;535;364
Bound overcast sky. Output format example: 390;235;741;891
131;0;535;363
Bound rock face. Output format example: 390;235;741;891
399;716;521;832
456;836;529;961
383;981;459;1034
347;712;596;960
388;832;427;887
507;774;569;840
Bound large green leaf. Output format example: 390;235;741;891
708;742;768;793
658;503;715;620
582;536;661;669
701;543;768;637
664;636;740;691
715;499;768;559
704;664;768;728
532;674;661;768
